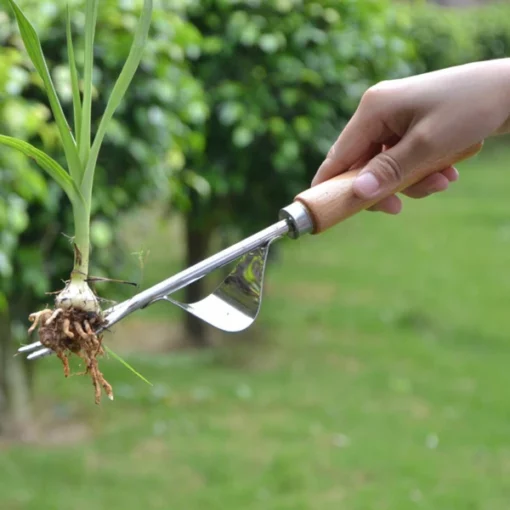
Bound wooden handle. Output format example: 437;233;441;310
295;143;483;234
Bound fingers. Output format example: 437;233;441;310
368;195;402;214
369;166;459;214
401;167;455;199
440;166;459;182
351;127;433;200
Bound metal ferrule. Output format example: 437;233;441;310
279;201;314;239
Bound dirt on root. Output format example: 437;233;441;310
28;307;113;405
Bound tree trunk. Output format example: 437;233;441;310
183;215;213;348
218;227;239;280
0;313;8;435
0;309;34;440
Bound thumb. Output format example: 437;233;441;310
352;135;425;200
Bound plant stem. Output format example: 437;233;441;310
71;200;90;283
79;0;99;166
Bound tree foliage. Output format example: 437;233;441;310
183;0;416;236
402;2;510;73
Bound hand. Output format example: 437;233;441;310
312;59;510;214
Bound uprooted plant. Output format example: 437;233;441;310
2;0;153;403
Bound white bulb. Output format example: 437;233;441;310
55;279;100;313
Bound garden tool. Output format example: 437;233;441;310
18;144;482;361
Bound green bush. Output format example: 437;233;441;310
403;2;510;73
472;3;510;61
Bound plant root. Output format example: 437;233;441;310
28;307;113;404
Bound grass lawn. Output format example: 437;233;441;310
2;139;510;509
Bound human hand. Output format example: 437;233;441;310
312;59;510;214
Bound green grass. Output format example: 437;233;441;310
2;139;510;509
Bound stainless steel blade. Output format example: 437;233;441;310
163;241;275;333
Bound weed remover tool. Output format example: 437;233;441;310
19;144;482;361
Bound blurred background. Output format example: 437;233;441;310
1;0;510;508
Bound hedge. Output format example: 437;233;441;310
402;2;510;73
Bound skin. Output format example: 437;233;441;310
312;59;510;214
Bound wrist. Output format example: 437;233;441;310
495;59;510;134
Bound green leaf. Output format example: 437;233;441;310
78;0;99;166
104;345;153;386
81;0;153;198
0;135;81;203
66;6;82;158
6;0;82;180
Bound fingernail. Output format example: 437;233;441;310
353;172;379;198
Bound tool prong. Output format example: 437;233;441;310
18;341;43;353
27;347;53;360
